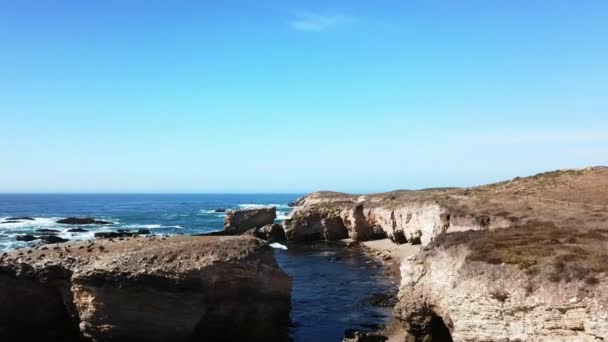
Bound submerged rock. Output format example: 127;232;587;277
56;217;112;225
15;234;37;242
6;217;35;221
214;208;226;213
224;207;276;234
36;229;60;233
0;235;292;341
67;228;89;233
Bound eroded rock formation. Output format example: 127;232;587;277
0;235;292;341
291;167;608;341
224;207;276;234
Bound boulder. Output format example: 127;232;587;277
0;236;292;341
224;207;276;234
39;235;69;244
56;217;112;225
15;234;37;242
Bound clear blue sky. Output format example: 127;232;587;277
1;0;607;193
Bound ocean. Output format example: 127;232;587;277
0;194;395;341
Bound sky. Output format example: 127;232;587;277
1;0;607;193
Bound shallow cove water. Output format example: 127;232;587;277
275;244;396;341
0;194;396;341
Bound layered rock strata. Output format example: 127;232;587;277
0;235;292;342
224;207;276;234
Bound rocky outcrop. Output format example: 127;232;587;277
56;217;113;225
395;240;608;341
290;168;608;341
224;207;276;234
285;195;508;245
245;223;286;243
0;235;292;341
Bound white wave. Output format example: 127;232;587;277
122;224;183;229
122;224;163;229
269;242;288;250
238;203;290;209
199;209;218;214
0;217;63;230
276;211;293;220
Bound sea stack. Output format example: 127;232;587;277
223;207;276;234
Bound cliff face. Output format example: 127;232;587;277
397;234;608;341
288;167;608;341
286;168;608;247
285;193;510;246
0;236;292;341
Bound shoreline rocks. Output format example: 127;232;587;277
56;217;113;225
0;235;292;341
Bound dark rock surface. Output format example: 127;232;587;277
244;224;286;243
39;235;69;244
15;234;37;242
56;218;112;225
67;228;89;233
6;217;35;221
36;229;60;233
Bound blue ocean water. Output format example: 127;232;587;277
0;194;396;341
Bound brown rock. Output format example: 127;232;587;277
224;207;276;234
0;236;291;341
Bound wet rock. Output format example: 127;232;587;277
362;293;397;307
6;217;35;221
94;231;133;239
343;329;388;342
67;228;89;233
136;228;151;235
56;217;112;225
39;235;69;244
35;229;60;234
15;234;37;242
214;208;226;213
0;221;20;224
224;207;276;234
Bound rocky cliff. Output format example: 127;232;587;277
224;207;276;234
397;223;608;341
290;167;608;341
0;235;292;342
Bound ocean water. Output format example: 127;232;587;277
0;194;396;341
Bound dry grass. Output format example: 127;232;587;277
431;221;608;284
